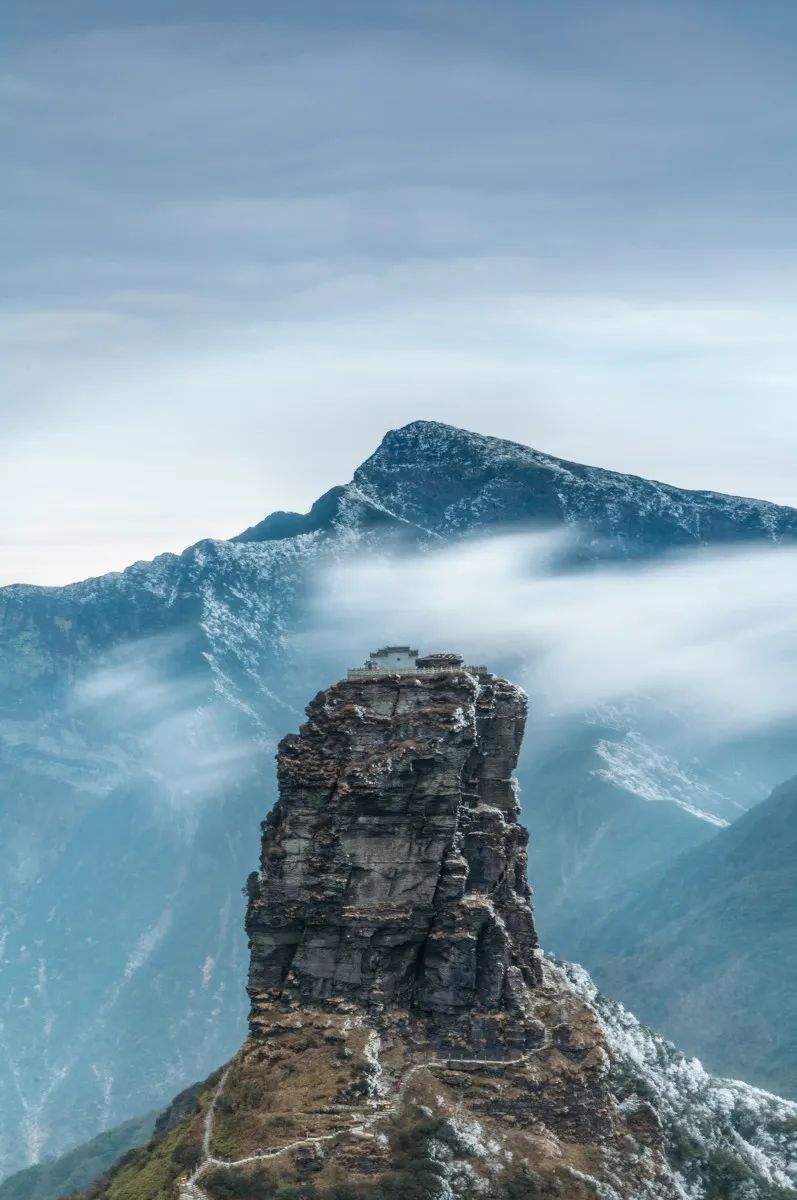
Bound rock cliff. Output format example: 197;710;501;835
245;665;540;1055
76;657;797;1200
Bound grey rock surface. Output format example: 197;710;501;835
246;665;541;1054
76;657;797;1200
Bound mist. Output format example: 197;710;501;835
71;632;260;814
304;532;797;745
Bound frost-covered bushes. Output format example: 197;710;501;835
204;1114;564;1200
370;1114;557;1200
203;1169;360;1200
379;1114;474;1200
560;960;797;1200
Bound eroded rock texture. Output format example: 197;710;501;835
246;667;541;1052
81;658;797;1200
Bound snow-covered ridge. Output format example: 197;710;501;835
353;421;797;546
560;959;797;1199
593;730;731;827
371;421;794;519
4;419;796;604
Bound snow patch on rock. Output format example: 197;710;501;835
560;959;797;1199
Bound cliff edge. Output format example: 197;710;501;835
76;659;797;1200
246;664;540;1048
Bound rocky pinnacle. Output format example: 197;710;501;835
245;661;542;1054
83;653;791;1200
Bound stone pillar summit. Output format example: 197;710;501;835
245;653;541;1054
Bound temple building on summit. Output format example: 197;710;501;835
348;645;485;679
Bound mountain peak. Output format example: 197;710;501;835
245;661;541;1052
82;659;797;1200
360;419;536;472
351;420;797;550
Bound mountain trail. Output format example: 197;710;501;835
179;1039;548;1197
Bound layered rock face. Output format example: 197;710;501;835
228;664;679;1198
245;666;542;1054
80;656;797;1200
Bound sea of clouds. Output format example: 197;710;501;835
305;531;797;745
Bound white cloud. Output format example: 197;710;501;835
72;633;259;808
306;533;797;743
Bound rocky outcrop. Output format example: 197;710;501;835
79;657;797;1200
245;666;541;1055
232;661;678;1197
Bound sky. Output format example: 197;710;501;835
3;0;797;586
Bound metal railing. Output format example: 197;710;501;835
346;665;488;680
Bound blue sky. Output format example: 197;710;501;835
3;0;797;584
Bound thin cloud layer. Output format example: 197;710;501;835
307;533;797;742
71;633;259;811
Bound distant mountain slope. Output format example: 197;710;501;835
519;717;721;940
0;1112;155;1200
571;776;797;1097
353;421;797;550
2;420;796;1177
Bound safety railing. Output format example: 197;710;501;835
346;665;488;680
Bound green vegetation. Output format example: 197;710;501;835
501;1166;550;1198
203;1162;552;1200
202;1117;558;1200
74;1122;194;1200
579;775;797;1097
243;872;260;902
64;1075;221;1200
205;1177;362;1200
0;1112;156;1200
